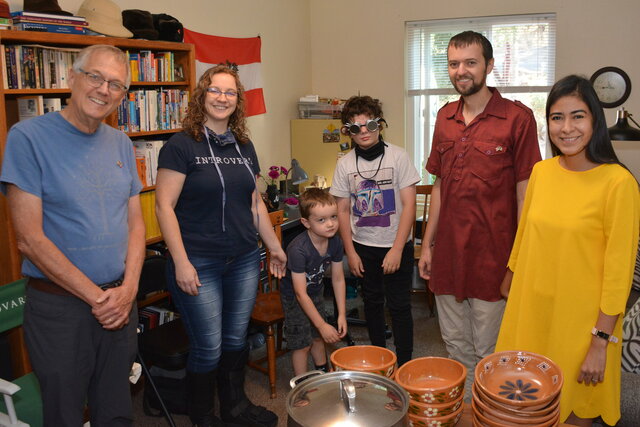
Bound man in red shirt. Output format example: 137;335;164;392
418;31;541;398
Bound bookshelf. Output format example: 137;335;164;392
0;30;195;286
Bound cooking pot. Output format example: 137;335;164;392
286;370;409;427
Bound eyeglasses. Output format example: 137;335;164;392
206;87;238;98
78;68;128;93
345;118;382;135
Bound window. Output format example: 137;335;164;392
406;14;556;181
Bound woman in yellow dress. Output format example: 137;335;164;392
496;75;639;426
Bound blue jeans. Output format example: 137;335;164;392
167;248;260;373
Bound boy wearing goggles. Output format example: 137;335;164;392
330;95;420;366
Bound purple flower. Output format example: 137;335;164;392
284;197;299;206
268;169;280;180
280;166;289;175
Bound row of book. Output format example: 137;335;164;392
117;88;190;133
2;44;80;89
138;305;179;332
2;44;187;90
140;190;161;241
134;139;164;187
128;51;180;83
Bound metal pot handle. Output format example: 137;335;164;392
340;378;356;413
289;370;325;389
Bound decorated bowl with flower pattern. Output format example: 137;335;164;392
407;401;463;427
472;385;559;425
473;381;560;416
394;357;466;404
330;345;397;377
407;393;463;418
474;351;563;409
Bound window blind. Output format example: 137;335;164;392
407;14;556;96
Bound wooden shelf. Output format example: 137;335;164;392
2;88;71;95
130;81;187;87
126;128;183;138
145;236;164;245
138;290;170;308
0;30;194;51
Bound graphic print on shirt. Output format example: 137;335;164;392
193;154;255;167
349;167;395;227
306;258;330;288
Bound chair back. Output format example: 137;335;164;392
0;278;43;427
259;210;285;294
0;279;27;333
415;185;433;241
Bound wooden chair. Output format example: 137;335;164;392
248;210;288;398
413;185;436;317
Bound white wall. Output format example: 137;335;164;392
309;0;640;156
7;0;312;176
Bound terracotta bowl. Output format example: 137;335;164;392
474;351;563;408
407;402;463;427
473;392;559;425
473;381;559;417
472;411;485;427
472;398;560;427
395;357;466;404
330;345;397;377
407;394;463;417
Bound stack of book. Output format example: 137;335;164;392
11;11;88;35
0;17;10;31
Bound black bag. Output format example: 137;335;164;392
143;366;188;416
152;13;183;42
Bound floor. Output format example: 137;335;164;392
131;288;446;426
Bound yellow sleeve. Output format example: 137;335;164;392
601;171;640;315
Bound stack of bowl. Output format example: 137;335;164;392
330;345;397;378
472;351;563;427
394;357;466;427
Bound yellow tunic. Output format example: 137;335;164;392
496;157;639;425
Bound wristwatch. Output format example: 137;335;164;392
592;327;619;344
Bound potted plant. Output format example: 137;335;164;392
260;166;288;211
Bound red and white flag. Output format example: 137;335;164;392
184;29;266;116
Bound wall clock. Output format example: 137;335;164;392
590;66;631;108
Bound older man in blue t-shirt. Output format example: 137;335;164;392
0;45;145;426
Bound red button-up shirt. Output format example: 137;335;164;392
426;88;541;301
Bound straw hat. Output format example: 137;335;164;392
77;0;132;38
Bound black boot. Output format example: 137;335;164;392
217;347;278;427
187;370;224;427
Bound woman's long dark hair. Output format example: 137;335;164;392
546;75;622;166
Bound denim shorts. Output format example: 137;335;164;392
281;289;327;350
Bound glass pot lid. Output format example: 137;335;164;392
287;371;408;427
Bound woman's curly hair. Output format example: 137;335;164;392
182;65;250;143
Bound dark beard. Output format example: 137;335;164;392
454;81;482;96
452;72;487;96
